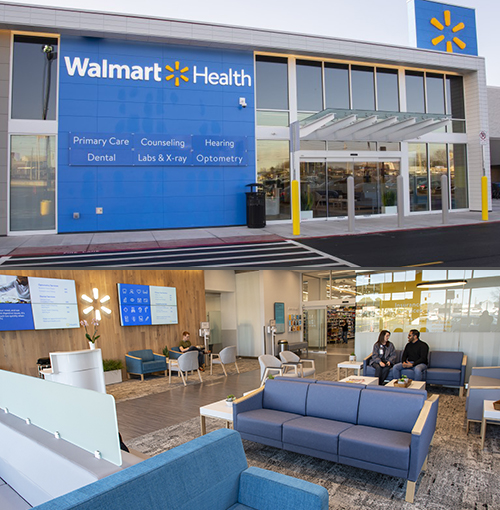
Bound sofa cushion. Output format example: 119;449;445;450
429;351;462;369
236;409;301;441
263;379;309;416
129;349;154;362
426;368;461;384
339;425;411;471
283;416;353;454
357;389;425;433
306;384;362;423
142;360;166;372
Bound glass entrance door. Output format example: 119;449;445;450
303;308;326;352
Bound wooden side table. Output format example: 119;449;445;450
480;400;500;449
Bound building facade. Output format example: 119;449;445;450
0;2;490;235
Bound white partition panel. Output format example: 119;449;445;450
0;369;122;466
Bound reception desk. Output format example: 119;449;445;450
42;349;106;393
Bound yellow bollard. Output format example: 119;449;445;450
292;180;300;236
481;175;488;221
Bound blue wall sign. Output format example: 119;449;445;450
411;0;478;56
58;37;255;232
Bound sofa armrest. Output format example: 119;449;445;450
153;353;166;359
238;466;328;510
168;350;182;360
125;354;143;373
363;355;372;375
460;354;467;387
408;395;439;482
470;366;500;379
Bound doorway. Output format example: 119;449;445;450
327;305;356;355
303;308;327;352
299;159;400;218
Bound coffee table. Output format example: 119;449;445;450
339;375;379;386
199;399;233;435
337;360;363;378
385;379;426;390
481;400;500;449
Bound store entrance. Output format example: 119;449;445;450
299;159;400;219
326;304;356;355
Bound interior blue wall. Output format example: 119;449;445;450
58;36;255;233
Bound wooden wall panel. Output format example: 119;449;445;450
0;269;206;377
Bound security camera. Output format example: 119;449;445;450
239;97;247;108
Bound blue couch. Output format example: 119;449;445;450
234;379;439;503
125;349;167;381
32;429;328;510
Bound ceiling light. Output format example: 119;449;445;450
416;280;467;289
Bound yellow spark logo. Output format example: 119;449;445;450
430;10;466;53
165;61;189;86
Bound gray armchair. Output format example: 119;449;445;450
210;346;239;376
279;350;316;378
258;354;300;385
168;351;202;386
466;366;500;431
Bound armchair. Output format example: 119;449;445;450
466;366;500;431
258;354;300;386
210;345;239;376
279;350;315;378
169;350;202;386
125;349;167;381
426;351;467;397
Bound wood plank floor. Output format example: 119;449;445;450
116;352;346;442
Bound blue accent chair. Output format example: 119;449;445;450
32;429;329;510
426;351;467;396
125;349;167;381
168;346;182;359
466;366;500;431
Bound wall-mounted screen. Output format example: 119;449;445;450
0;275;80;331
117;283;178;326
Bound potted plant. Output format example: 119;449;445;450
226;394;236;407
382;190;397;214
349;352;356;362
103;359;123;385
300;188;315;219
81;318;100;349
162;346;170;358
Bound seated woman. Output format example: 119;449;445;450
370;330;396;385
179;330;209;371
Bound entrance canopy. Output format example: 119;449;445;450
299;109;451;143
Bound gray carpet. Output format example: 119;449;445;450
107;357;259;402
127;387;500;509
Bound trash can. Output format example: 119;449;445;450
245;183;266;228
277;339;289;352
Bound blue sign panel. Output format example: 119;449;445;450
0;304;35;331
117;283;152;326
412;0;478;55
192;136;248;166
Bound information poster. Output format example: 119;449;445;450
118;283;178;326
274;302;285;334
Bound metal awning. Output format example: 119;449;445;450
298;109;451;143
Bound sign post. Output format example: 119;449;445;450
479;130;488;221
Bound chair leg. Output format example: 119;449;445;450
169;369;171;384
140;374;144;382
210;357;213;375
180;370;186;386
405;481;416;503
221;363;227;377
234;360;240;373
197;368;203;382
164;370;168;378
459;386;464;398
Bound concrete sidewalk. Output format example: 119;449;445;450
1;206;499;257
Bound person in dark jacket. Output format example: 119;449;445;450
392;329;429;381
370;329;396;385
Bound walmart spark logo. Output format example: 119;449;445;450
165;61;189;87
430;9;465;52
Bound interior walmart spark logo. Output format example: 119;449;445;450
430;9;466;53
165;61;189;87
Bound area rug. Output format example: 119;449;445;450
127;388;499;509
107;357;259;402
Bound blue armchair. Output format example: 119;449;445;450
125;349;167;381
466;366;500;431
426;351;467;396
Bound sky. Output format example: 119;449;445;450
6;0;500;85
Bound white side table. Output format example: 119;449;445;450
199;399;233;435
339;375;379;386
481;400;500;449
337;360;363;378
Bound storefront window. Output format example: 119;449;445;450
351;66;375;110
449;144;468;209
426;73;445;114
376;68;399;112
324;63;349;109
297;60;323;113
256;140;290;220
300;161;326;218
12;35;58;120
10;135;56;231
446;75;466;133
405;71;425;113
429;143;447;210
408;143;428;212
256;56;289;126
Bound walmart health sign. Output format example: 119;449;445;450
409;0;478;56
